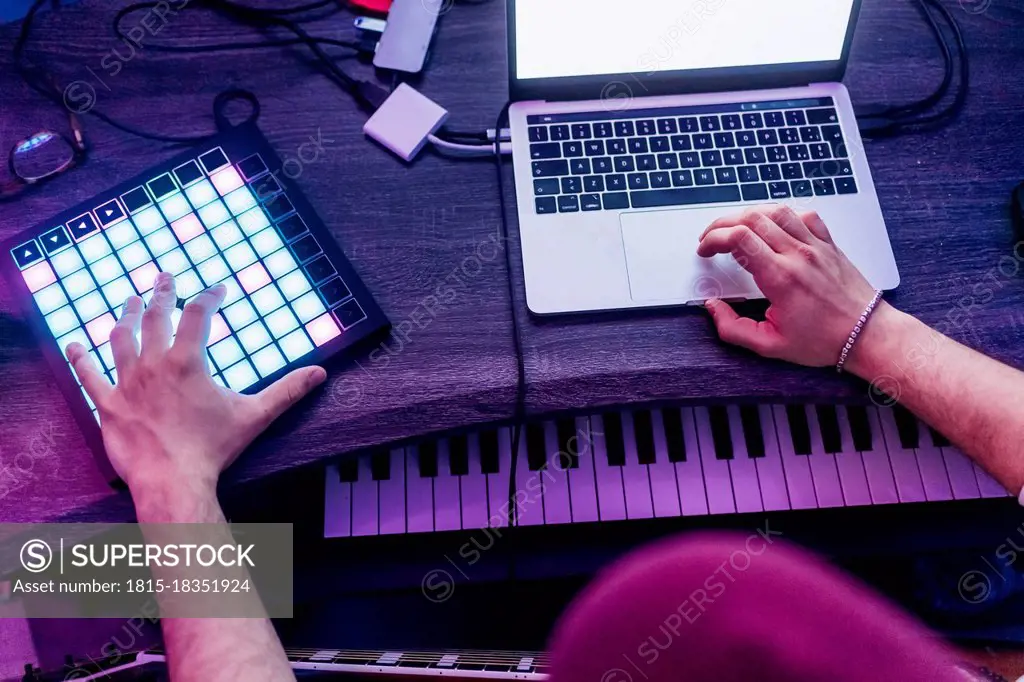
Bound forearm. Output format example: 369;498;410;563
848;302;1024;493
133;480;295;682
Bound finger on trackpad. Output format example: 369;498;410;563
620;208;760;303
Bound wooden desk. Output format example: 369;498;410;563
1;0;1022;522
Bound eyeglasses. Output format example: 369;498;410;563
0;106;87;202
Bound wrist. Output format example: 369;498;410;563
130;473;221;523
843;301;911;379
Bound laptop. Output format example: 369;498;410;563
507;0;900;315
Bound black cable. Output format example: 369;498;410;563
113;3;365;54
13;0;230;143
196;0;371;98
859;0;968;139
248;0;338;15
13;0;386;145
895;0;969;127
855;0;953;121
493;101;525;530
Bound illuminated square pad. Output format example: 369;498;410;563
2;123;390;481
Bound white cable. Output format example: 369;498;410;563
428;134;512;157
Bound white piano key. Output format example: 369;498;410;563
460;434;491;529
673;408;709;516
540;421;573;525
514;426;545;526
753;404;789;511
646;410;682;518
771;405;817;509
693;407;736;514
406;447;435;534
805;406;845;508
876;407;926;503
324;464;352;538
378;449;407;536
566;416;600;523
309;650;340;662
726;406;763;513
860;407;899;505
940;444;980;500
376;652;402;665
486;428;513;526
833;406;872;507
351;456;379;537
589;414;627;521
975;463;1010;498
619;412;655;520
912;422;953;502
434;440;463;531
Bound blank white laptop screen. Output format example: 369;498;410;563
514;0;857;81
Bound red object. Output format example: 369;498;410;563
348;0;391;14
549;533;964;682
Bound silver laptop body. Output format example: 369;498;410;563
507;0;899;315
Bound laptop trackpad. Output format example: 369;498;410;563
620;208;761;303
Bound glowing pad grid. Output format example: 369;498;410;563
4;125;388;439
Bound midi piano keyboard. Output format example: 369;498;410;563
2;123;389;479
325;403;1009;538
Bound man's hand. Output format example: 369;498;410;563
65;271;326;494
697;205;879;367
66;276;306;682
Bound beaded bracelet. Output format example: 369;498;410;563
836;290;883;373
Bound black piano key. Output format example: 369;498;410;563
892;404;920;449
479;429;500;474
338;458;359;483
370;451;391;480
555;418;580;469
708;406;734;460
662;407;687;462
603;413;627;467
739;406;766;458
846;405;873;452
929;427;951;448
418;441;438;478
526;423;547;470
449;435;470;476
786;405;813;455
815;405;843;453
633;409;657;464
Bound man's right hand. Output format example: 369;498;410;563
697;205;882;368
66;271;326;499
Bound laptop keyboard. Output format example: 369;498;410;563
526;97;858;215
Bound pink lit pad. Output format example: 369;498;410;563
207;313;230;346
305;313;341;346
171;214;205;243
129;262;160;293
22;261;57;293
86;313;116;346
211;167;244;195
237;262;271;294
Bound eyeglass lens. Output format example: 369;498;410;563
11;131;75;182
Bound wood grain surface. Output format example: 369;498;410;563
0;0;1022;522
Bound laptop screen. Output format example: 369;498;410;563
514;0;857;81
